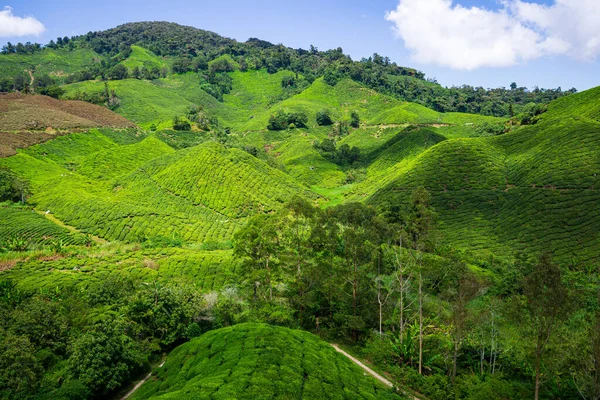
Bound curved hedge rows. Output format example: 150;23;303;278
2;247;239;291
0;206;85;246
131;323;401;400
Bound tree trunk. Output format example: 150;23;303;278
266;257;272;301
452;340;458;384
419;269;423;375
534;351;541;400
379;301;383;337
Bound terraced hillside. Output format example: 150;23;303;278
62;73;500;132
130;323;401;400
1;245;238;291
3;74;597;264
0;129;318;245
0;206;86;250
360;88;600;264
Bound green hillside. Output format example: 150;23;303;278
121;45;170;72
0;129;318;244
0;20;598;400
361;88;600;263
131;323;401;400
0;48;101;81
0;206;86;247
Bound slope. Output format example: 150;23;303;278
363;87;600;263
0;92;136;157
1;131;318;244
130;323;402;400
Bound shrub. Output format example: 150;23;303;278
281;75;296;88
316;109;333;126
287;111;308;128
172;116;191;131
350;110;360;128
267;110;289;131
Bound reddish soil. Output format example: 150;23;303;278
0;93;136;157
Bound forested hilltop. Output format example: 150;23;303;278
1;21;575;117
0;20;598;400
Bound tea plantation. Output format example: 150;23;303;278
0;21;599;400
130;323;402;400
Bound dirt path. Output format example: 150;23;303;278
35;210;107;244
121;360;165;400
330;344;421;400
27;70;34;93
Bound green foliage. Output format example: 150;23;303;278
131;323;401;400
171;116;191;131
316;109;333;126
0;332;43;397
350;110;360;128
109;64;129;80
314;139;361;167
267;109;308;130
0;168;29;204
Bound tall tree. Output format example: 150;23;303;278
406;187;436;374
234;215;281;301
523;253;571;400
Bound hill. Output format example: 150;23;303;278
0;130;318;244
360;87;600;263
130;323;401;400
0;21;572;118
0;92;136;157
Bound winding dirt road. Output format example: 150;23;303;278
330;344;422;400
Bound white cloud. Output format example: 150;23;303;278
0;6;45;37
385;0;600;70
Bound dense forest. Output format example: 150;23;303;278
1;21;575;117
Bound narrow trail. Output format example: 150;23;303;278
121;360;165;400
330;344;421;400
35;210;107;244
27;70;35;92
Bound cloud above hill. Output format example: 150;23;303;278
385;0;600;70
0;6;45;37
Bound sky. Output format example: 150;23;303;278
1;0;599;91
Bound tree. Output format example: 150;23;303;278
267;110;289;131
316;109;333;126
287;111;308;128
68;321;145;394
234;215;281;301
0;333;42;397
108;64;128;80
523;253;571;400
132;66;141;79
350;111;360;128
0;168;29;204
12;73;29;92
406;187;436;374
331;203;385;341
281;75;296;88
324;68;341;86
172;116;191;131
445;267;483;383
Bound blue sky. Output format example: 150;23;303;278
2;0;598;91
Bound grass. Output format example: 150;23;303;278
130;323;403;400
